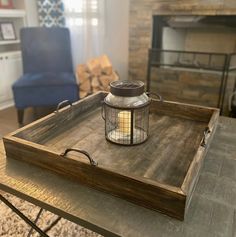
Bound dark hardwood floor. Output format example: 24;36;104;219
0;107;55;137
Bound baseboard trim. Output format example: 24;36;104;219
0;100;14;111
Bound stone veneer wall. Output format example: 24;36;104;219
129;0;236;81
150;68;236;115
129;0;236;113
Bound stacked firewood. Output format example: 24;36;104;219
76;55;119;98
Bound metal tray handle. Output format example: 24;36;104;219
201;127;211;148
55;100;72;114
61;148;98;166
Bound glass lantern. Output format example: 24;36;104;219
103;80;151;145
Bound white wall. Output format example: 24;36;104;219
104;0;129;80
24;0;39;26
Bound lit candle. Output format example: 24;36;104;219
118;111;131;134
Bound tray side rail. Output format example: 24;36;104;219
3;136;186;220
8;92;107;144
10;92;216;145
150;99;217;122
181;109;219;216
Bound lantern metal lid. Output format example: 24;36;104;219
103;80;151;146
110;80;145;97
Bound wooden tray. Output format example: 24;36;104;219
3;92;219;220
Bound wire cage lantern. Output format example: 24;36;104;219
102;80;153;145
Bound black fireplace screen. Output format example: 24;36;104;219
146;49;232;114
149;15;236;114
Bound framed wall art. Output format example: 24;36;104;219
0;22;16;40
0;0;13;9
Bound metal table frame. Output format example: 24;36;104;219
0;193;61;237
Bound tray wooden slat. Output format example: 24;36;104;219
40;111;206;187
3;92;219;220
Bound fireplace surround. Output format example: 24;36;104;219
129;0;236;115
149;15;236;113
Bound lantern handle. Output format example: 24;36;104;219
101;103;105;120
146;92;163;102
61;148;98;166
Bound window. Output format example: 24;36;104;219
62;0;105;66
63;0;102;27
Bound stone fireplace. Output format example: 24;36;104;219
129;0;236;114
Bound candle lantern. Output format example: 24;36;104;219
103;80;156;145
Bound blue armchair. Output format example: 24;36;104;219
12;27;79;124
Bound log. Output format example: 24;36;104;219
76;64;88;74
78;72;91;84
99;71;119;91
80;79;91;93
99;75;111;89
91;77;100;88
93;87;101;93
87;58;102;76
100;55;112;75
78;56;118;96
79;90;88;99
76;64;90;84
111;70;119;81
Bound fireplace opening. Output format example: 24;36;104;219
152;15;236;53
148;15;236;115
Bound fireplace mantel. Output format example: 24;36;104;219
153;0;236;16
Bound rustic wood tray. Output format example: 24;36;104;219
3;92;219;220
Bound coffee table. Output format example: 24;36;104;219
0;117;236;237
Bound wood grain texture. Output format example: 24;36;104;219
181;110;220;193
10;92;105;144
3;92;219;220
33;110;206;187
0;117;235;237
3;135;186;220
181;109;220;211
150;99;215;122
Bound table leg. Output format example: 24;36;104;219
27;208;43;237
27;208;61;237
0;194;49;237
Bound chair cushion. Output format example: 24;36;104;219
12;72;79;109
21;27;73;74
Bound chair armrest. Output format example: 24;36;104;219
228;91;236;111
